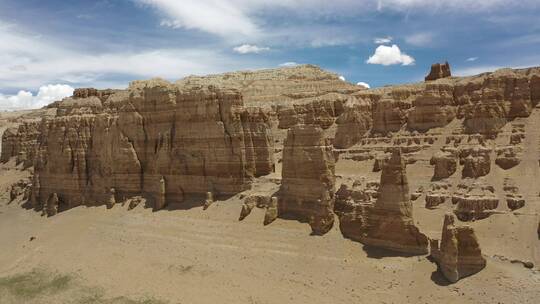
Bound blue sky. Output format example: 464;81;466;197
1;0;540;109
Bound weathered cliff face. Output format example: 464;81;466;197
279;124;336;235
0;121;41;167
361;149;429;255
32;80;275;211
337;67;540;141
430;214;486;283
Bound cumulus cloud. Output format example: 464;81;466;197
279;62;299;67
466;57;479;62
374;36;392;44
0;84;74;111
366;44;415;66
356;82;370;89
233;44;270;54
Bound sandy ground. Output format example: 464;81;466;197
0;169;539;303
0;109;539;303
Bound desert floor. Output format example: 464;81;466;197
0;168;539;304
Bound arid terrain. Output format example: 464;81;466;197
1;64;539;304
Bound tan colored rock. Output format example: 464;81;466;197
334;180;377;242
9;179;30;202
44;193;59;217
460;147;491;178
408;85;456;131
425;182;452;209
106;188;116;209
453;182;499;221
430;150;458;180
503;178;525;211
32;81;275;211
203;191;214;211
362;149;429;255
0;121;41;168
425;62;451;81
264;197;278;225
430;213;486;283
495;146;521;170
280;124;336;235
333;97;372;149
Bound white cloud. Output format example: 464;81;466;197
405;32;433;46
0;84;74;111
138;0;258;38
466;57;479;62
0;24;269;91
366;44;415;66
374;36;393;44
356;82;370;89
339;75;346;81
233;44;270;54
279;62;299;67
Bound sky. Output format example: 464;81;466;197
1;0;540;110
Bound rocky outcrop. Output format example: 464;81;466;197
425;182;452;209
425;62;451;81
31;80;275;212
334;179;378;241
430;150;458;180
453;181;499;221
9;179;31;202
371;97;409;134
333;98;372;149
408;84;456;131
495;146;521;170
460;146;491;178
276;93;347;130
279;125;336;235
361;149;429;255
430;213;486;283
503;178;525;211
0;121;41;168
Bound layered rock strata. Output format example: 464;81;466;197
279;124;336;235
0;121;41;168
453;181;499;221
334;179;378;242
31;80;274;212
361;149;429;254
430;214;486;283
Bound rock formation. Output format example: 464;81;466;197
503;178;525;211
408;84;456;131
495;146;521;169
430;150;458;180
460;147;491;178
0;121;41;168
453;181;499;221
333;97;372;149
361;149;429;254
425;62;451;81
334;179;378;242
430;213;486;283
425;182;452;209
279;124;336;235
30;81;275;212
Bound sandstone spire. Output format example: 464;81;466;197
362;148;429;254
430;213;486;283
